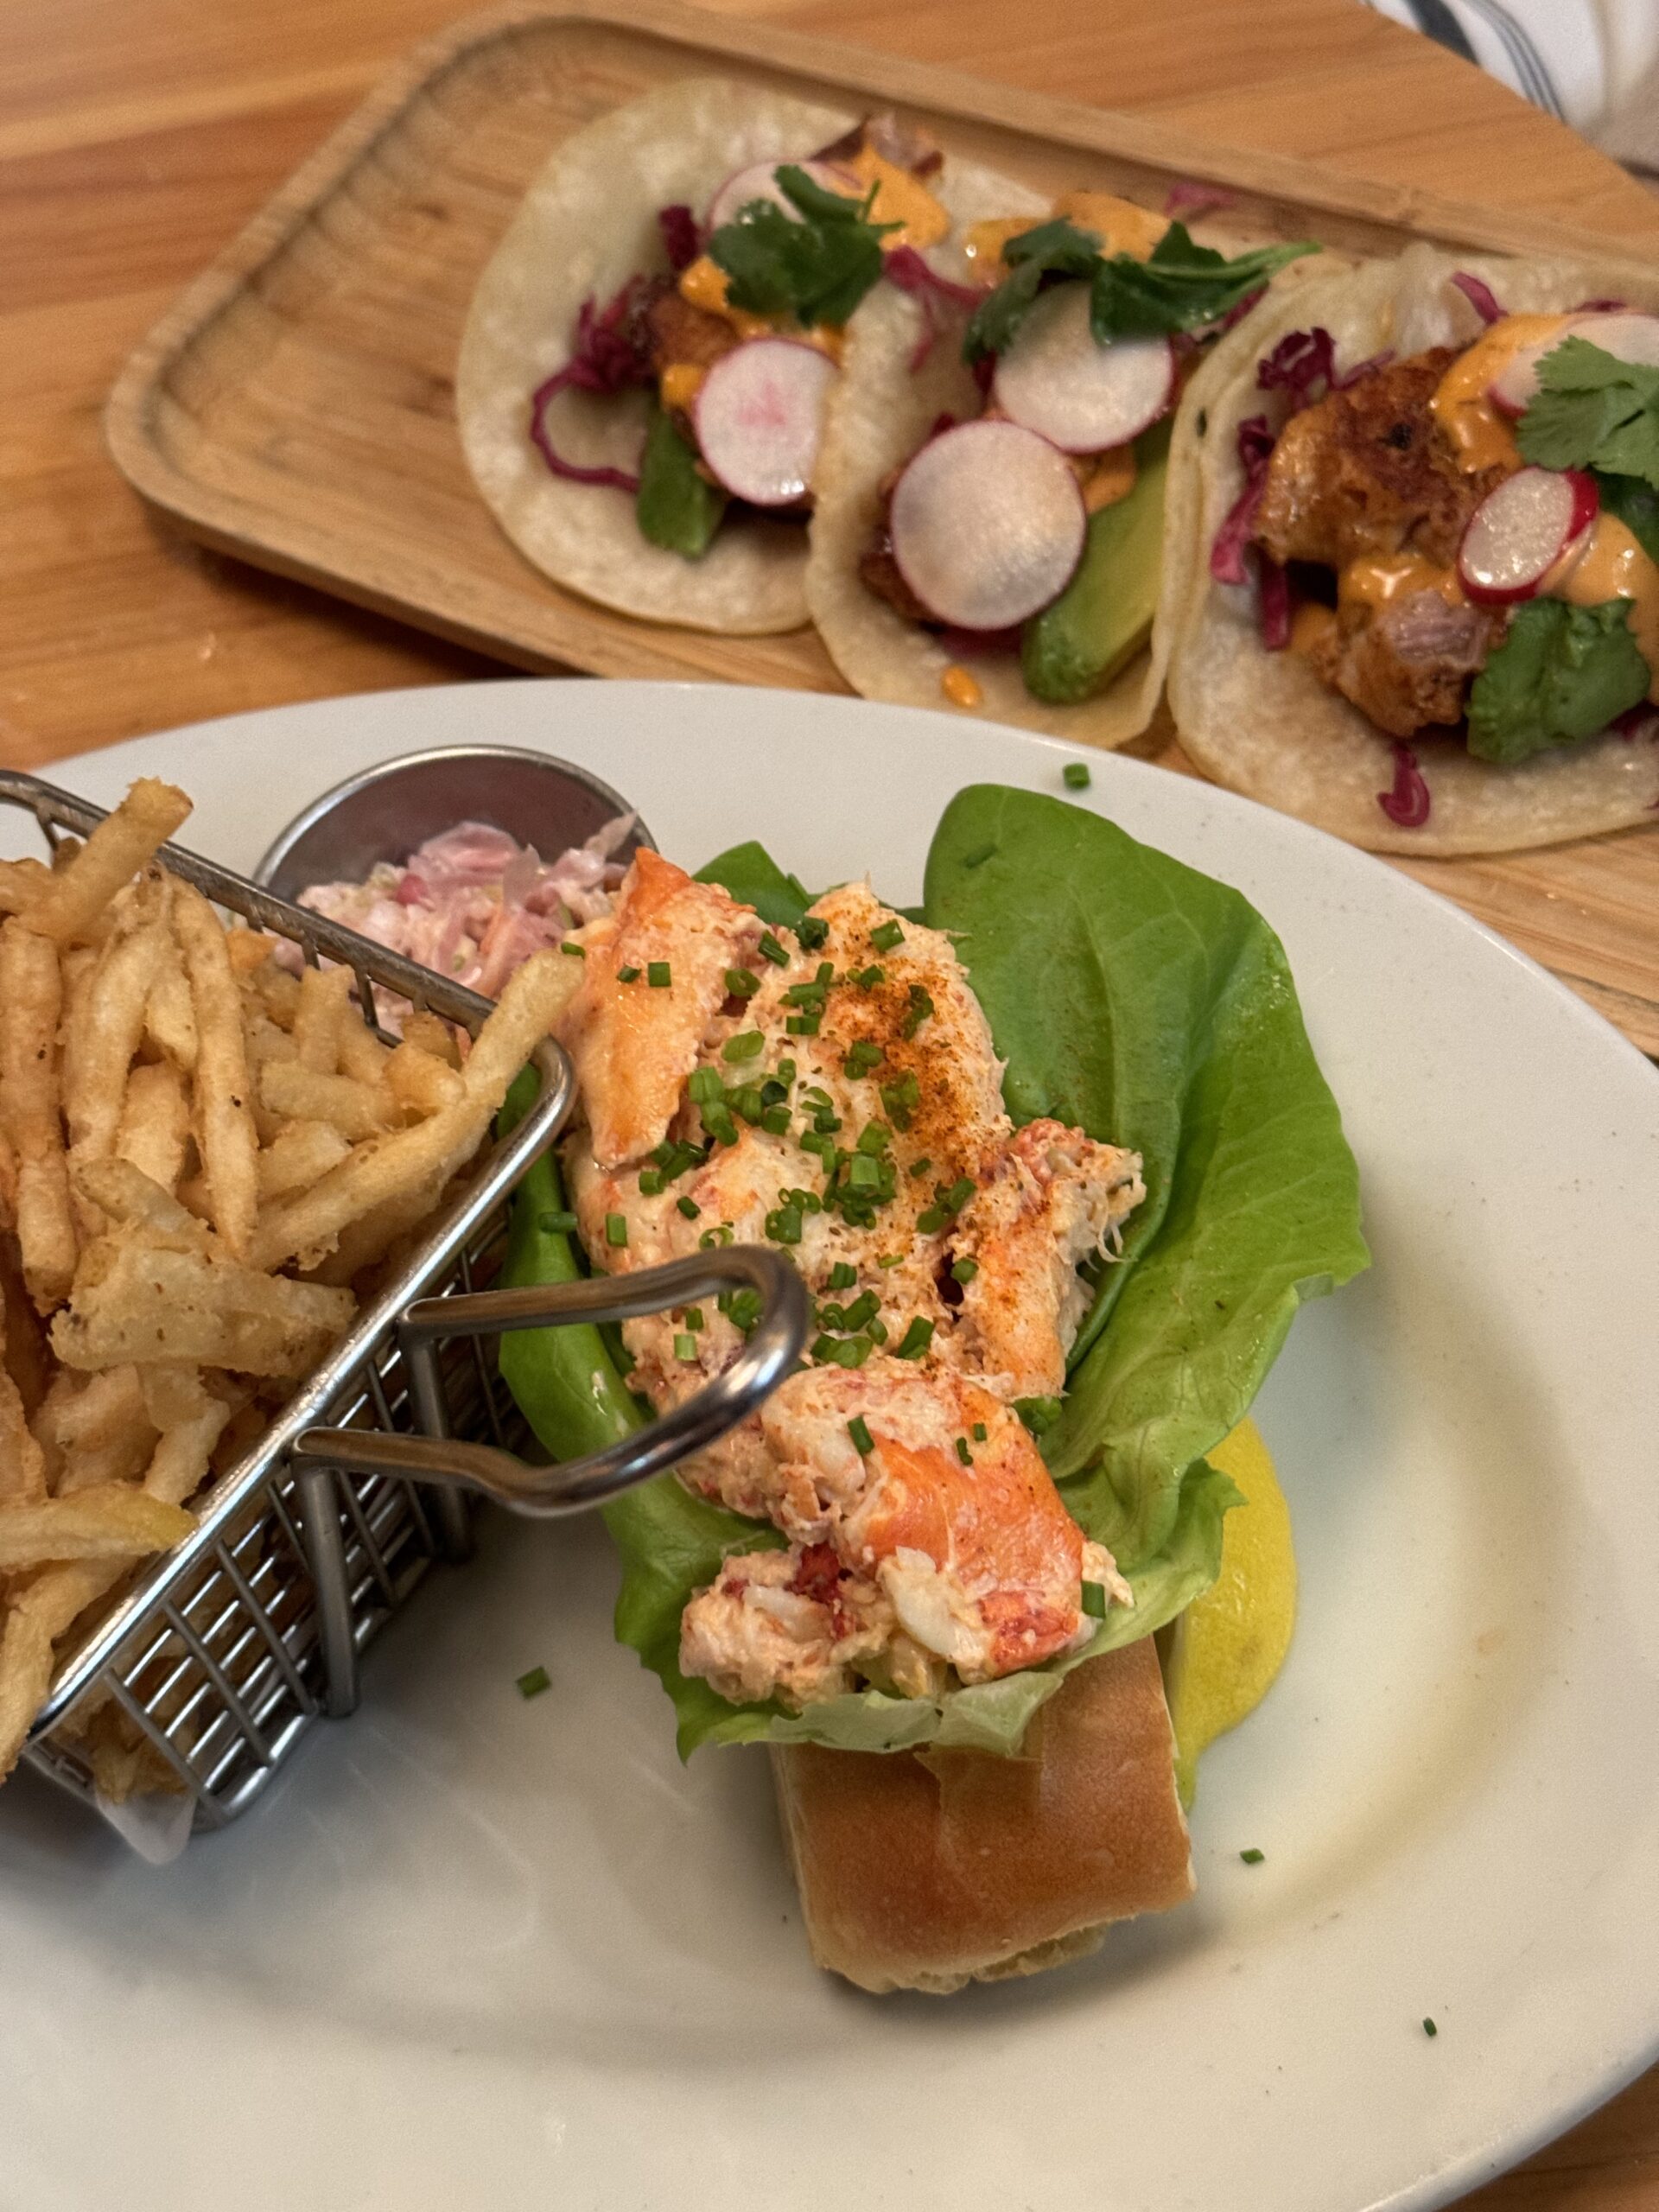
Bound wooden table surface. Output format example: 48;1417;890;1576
2;0;1654;2201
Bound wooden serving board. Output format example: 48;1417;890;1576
104;0;1659;1052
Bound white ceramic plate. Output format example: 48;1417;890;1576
2;683;1655;2212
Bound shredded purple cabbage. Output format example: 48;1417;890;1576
1378;742;1432;827
1576;297;1626;314
658;203;702;273
1258;556;1291;650
1210;416;1277;585
527;280;655;493
1451;271;1503;326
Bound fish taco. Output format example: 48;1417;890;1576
1168;244;1659;852
457;79;1023;636
805;188;1321;740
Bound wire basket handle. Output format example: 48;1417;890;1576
292;1245;809;1515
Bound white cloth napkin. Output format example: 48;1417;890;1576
1360;0;1659;137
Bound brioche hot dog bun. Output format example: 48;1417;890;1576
772;1637;1192;1995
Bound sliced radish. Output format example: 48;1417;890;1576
1458;467;1599;605
1573;310;1659;370
888;421;1086;629
705;158;858;232
1491;309;1659;417
990;284;1174;454
692;340;837;507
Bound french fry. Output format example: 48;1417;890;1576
250;962;300;1030
334;1014;391;1087
226;928;279;979
0;918;77;1311
253;950;569;1271
138;1363;231;1506
144;920;198;1072
256;1119;350;1201
34;1363;155;1497
0;856;51;914
0;1233;51;1421
52;1234;355;1379
386;1041;463;1117
72;1157;209;1246
0;1484;193;1573
63;917;169;1228
293;963;353;1075
86;1708;185;1802
259;1060;395;1141
22;780;190;945
401;1009;461;1070
171;881;258;1259
114;1061;190;1195
304;1173;444;1287
0;1286;47;1503
0;1604;55;1783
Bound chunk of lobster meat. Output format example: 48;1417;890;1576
556;849;762;1168
678;1547;893;1709
953;1118;1145;1395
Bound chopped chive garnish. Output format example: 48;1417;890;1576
812;1109;842;1134
827;1261;856;1291
848;1414;874;1456
647;961;671;988
1239;1847;1265;1866
724;966;760;998
760;1103;791;1135
516;1666;550;1699
951;1257;979;1284
840;1290;880;1332
868;1318;888;1343
955;1435;973;1465
877;1254;903;1268
728;1287;764;1334
560;941;586;958
786;1013;821;1037
846;1154;880;1191
963;842;996;869
850;964;885;988
677;1195;701;1220
908;1156;933;1179
1422;2018;1438;2037
687;1067;723;1103
971;1421;987;1441
894;1316;934;1360
901;984;934;1039
758;931;789;967
855;1121;891;1156
537;1208;578;1235
943;1176;976;1215
880;1071;920;1129
605;1212;628;1247
915;1206;945;1234
843;1039;884;1077
777;1058;796;1084
1062;761;1091;790
674;1332;696;1362
1014;1395;1063;1435
1079;1580;1107;1619
796;916;829;950
869;918;905;952
765;1202;804;1245
812;1332;873;1369
684;1306;704;1330
722;1029;765;1063
638;1169;664;1196
617;965;641;983
698;1223;734;1248
801;1085;833;1109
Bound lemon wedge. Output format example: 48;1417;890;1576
1164;1417;1297;1808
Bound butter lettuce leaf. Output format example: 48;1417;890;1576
924;787;1369;1563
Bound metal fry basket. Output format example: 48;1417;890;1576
8;771;805;1840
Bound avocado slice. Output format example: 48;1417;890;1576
1020;420;1171;706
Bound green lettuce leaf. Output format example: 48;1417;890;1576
924;787;1369;1562
1465;597;1649;765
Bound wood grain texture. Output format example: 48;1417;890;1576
0;2;1655;2193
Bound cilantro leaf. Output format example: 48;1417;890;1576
1091;224;1318;341
707;164;895;328
1466;597;1649;764
1516;338;1659;491
635;403;725;557
1595;469;1659;564
963;217;1316;363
